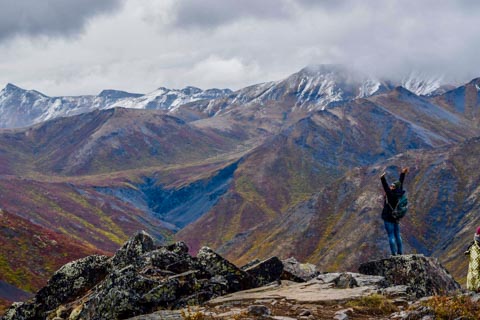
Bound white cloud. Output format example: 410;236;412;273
0;0;479;96
183;56;262;89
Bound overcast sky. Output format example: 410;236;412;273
0;0;479;96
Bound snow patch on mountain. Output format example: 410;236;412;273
401;72;445;96
0;84;232;129
262;65;388;110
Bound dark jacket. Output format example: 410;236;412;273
381;172;406;223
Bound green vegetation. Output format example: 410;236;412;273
346;294;398;315
421;295;480;320
181;307;209;320
0;254;34;292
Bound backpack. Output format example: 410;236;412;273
388;191;408;220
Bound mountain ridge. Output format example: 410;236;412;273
0;64;468;129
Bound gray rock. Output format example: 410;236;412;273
112;231;156;269
333;273;358;289
358;254;461;298
197;246;255;292
317;272;387;288
281;257;318;282
298;309;312;316
247;305;271;317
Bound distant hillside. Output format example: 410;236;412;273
0;209;107;296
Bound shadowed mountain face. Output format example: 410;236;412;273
430;78;480;126
0;65;480;306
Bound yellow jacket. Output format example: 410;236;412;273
467;240;480;291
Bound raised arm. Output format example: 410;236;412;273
399;167;408;188
380;173;390;194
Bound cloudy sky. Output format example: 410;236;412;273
0;0;479;96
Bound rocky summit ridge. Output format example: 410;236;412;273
2;232;463;320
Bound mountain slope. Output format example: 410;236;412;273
0;209;108;294
0;177;172;251
179;137;480;282
176;95;480;261
367;86;478;143
431;78;480;126
0;108;245;176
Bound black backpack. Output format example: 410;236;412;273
388;191;408;220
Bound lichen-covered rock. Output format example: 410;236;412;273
333;273;359;289
1;302;35;320
244;257;284;286
165;241;190;255
112;231;155;269
141;247;203;276
76;265;158;319
281;257;319;282
2;254;110;320
358;254;461;297
197;246;255;292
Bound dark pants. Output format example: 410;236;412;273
384;220;403;255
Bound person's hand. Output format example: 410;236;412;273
380;172;386;178
402;167;409;174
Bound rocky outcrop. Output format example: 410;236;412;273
1;232;302;320
358;254;461;298
2;234;465;320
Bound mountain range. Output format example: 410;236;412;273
0;64;479;310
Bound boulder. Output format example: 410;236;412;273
281;257;319;282
197;246;255;292
244;257;284;286
358;254;461;298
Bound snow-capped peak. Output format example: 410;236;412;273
0;83;233;128
282;64;388;109
401;72;445;96
3;83;23;93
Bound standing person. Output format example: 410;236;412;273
466;227;480;292
380;167;408;256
